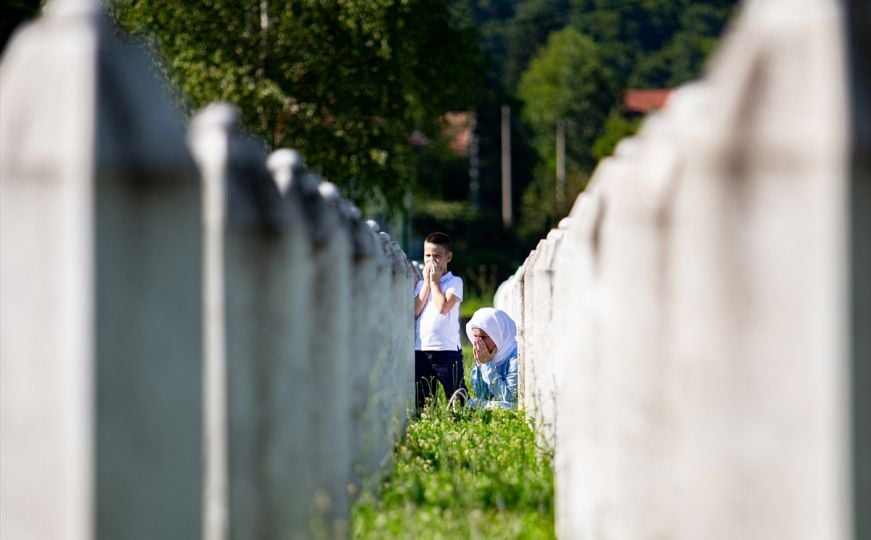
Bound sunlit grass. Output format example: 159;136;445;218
351;348;554;539
460;295;492;319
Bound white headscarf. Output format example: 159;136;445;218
465;308;517;367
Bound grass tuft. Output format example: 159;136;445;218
351;348;554;539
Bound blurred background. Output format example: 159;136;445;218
1;0;737;315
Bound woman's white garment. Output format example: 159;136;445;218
465;307;517;368
466;308;519;409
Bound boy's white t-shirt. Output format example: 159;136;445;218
414;272;463;351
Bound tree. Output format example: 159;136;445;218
516;26;616;235
592;107;642;161
569;0;736;88
518;27;616;173
109;0;482;214
502;0;571;90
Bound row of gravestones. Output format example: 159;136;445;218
495;0;870;539
0;2;417;539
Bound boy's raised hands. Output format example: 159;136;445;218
423;260;445;283
430;261;445;282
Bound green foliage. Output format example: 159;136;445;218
517;162;588;241
460;294;492;319
632;31;720;88
109;0;482;214
459;0;737;243
351;401;554;539
517;27;616;169
569;0;736;88
514;26;614;235
501;0;571;91
592;107;642;161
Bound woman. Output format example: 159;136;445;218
465;307;519;410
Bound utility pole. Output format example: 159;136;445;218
469;114;480;207
501;105;513;227
556;119;566;210
258;0;268;80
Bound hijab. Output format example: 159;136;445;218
465;308;517;367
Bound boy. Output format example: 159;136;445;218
414;232;464;409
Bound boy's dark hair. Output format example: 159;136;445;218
424;232;452;252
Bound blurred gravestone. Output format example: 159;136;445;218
548;0;864;538
0;1;202;539
191;106;315;540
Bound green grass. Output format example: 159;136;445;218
351;349;555;539
460;295;492;319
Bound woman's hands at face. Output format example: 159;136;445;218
472;338;496;364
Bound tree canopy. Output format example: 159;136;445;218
1;0;739;283
518;27;615;170
109;0;481;214
468;0;737;239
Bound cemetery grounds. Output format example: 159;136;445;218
351;345;555;539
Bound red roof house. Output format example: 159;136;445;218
623;89;672;114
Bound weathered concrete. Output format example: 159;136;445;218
192;106;320;540
342;203;380;488
506;0;860;538
1;2;202;539
521;230;563;448
354;222;387;479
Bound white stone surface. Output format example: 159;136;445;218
267;145;355;536
1;2;202;539
381;234;416;459
508;1;856;538
521;231;564;448
664;2;849;537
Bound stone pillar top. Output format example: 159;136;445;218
188;103;238;176
44;0;102;18
267;148;320;197
190;102;239;134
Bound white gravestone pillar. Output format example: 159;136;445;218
359;222;394;479
1;2;202;539
301;178;353;536
553;187;605;540
520;244;542;425
191;107;314;540
343;205;381;486
380;233;415;457
268;149;353;536
665;2;850;538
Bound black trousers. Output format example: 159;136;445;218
415;349;465;409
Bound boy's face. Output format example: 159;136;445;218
423;242;452;273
